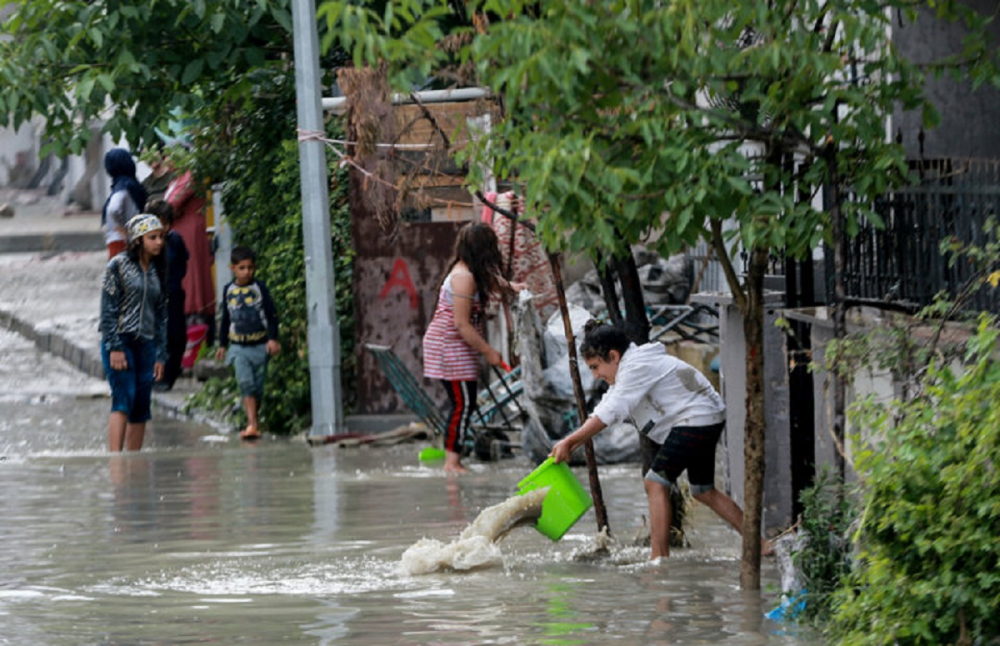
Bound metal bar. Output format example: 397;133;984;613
322;87;491;113
491;365;527;419
481;375;513;430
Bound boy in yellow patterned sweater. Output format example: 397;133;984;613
216;246;281;439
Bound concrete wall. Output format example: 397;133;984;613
787;307;905;482
0;119;147;216
691;291;794;535
891;2;1000;159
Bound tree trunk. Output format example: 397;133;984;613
739;246;768;590
595;252;625;328
612;252;651;344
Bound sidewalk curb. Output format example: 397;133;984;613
0;304;202;424
0;232;104;254
0;307;104;379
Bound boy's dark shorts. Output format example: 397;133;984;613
640;421;726;496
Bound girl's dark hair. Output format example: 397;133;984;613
127;234;167;289
145;199;175;226
580;319;631;361
446;222;505;307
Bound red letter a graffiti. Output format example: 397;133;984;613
379;258;419;310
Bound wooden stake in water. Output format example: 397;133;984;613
474;190;610;536
547;252;610;535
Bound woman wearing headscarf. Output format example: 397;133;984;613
165;168;215;326
102;148;148;258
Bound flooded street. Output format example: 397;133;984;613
0;336;816;645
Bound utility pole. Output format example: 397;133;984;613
291;0;343;438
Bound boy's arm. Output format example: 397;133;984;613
590;360;658;427
259;281;282;355
550;415;607;464
215;284;231;356
259;281;279;341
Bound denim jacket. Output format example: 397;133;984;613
100;254;168;363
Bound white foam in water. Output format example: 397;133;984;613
399;487;549;576
119;557;405;597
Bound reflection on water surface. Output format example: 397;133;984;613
0;399;815;645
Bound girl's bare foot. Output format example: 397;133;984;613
240;425;261;440
443;451;466;474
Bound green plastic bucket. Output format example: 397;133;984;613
516;457;593;540
418;446;446;462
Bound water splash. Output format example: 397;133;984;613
399;487;549;575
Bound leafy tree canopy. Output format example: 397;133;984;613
319;0;998;267
0;0;296;155
318;0;1000;592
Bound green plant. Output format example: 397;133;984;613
183;372;241;427
813;227;1000;643
186;70;354;435
827;316;1000;645
0;0;298;155
793;468;857;625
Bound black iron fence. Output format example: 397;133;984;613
696;158;1000;315
837;158;1000;315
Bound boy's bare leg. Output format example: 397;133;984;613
644;479;672;559
124;423;146;451
241;396;261;437
109;412;128;452
693;488;773;555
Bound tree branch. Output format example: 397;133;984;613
474;190;537;233
409;91;451;152
710;217;748;312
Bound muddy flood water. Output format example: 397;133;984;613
0;395;817;645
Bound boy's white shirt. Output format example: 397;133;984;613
590;342;725;444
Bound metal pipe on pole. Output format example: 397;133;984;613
291;0;344;438
321;87;490;114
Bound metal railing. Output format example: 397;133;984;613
839;158;1000;314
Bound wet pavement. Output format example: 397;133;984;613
0;188;104;254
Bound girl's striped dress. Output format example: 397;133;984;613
422;271;482;381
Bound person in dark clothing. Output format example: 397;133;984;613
101;148;147;258
215;246;281;439
141;151;175;203
145;199;189;390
